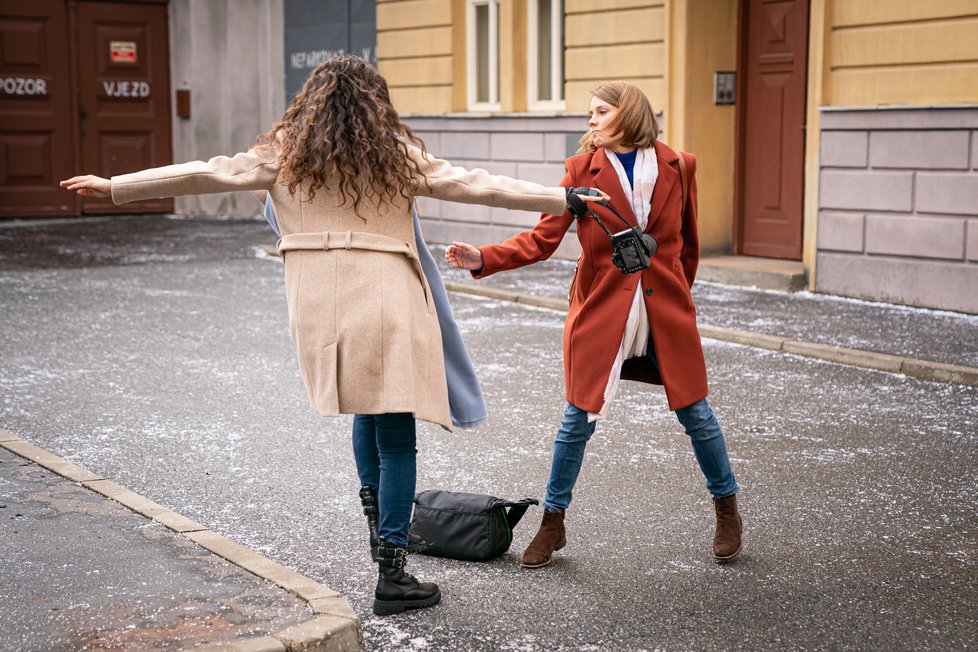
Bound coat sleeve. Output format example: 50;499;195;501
474;165;577;277
679;152;699;288
407;143;566;216
110;146;280;205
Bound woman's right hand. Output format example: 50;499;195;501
445;241;483;271
60;175;111;198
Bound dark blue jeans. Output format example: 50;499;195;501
543;338;739;511
542;398;740;512
352;413;417;548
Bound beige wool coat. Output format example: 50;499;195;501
111;143;566;430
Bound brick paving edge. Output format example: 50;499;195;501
0;428;363;652
441;281;978;389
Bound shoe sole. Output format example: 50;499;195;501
372;589;442;616
713;545;742;563
521;558;552;569
521;539;566;569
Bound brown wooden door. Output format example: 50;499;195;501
735;0;809;259
0;1;77;216
76;0;172;214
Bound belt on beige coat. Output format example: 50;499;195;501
276;230;433;309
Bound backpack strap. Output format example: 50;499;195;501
677;151;689;220
500;498;539;530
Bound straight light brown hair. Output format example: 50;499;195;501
578;81;659;155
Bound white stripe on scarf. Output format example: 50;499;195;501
589;147;658;422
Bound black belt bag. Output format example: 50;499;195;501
409;490;538;562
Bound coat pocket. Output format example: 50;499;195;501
673;260;695;314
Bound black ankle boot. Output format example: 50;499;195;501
373;539;441;616
359;486;427;560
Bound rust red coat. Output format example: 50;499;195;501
476;141;708;412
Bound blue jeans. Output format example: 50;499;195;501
352;413;417;548
543;398;739;512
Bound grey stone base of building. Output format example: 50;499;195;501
817;106;978;314
816;252;978;314
408;114;587;261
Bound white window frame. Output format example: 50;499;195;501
527;0;565;111
467;0;500;111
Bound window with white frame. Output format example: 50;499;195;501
468;0;499;110
528;0;564;109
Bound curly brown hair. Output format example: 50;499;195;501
257;55;427;218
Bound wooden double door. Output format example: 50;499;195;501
0;0;172;217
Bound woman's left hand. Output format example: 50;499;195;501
577;188;610;202
60;175;111;198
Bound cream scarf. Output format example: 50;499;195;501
588;147;658;422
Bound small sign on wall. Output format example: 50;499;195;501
111;41;137;63
714;71;735;105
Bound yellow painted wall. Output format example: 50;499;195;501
803;0;829;288
380;0;673;115
377;0;454;113
564;0;667;112
670;0;738;254
824;0;978;106
499;0;528;111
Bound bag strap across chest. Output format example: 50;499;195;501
677;151;689;220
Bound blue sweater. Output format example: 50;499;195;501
614;149;638;188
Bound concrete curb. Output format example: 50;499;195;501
0;428;362;652
442;281;978;388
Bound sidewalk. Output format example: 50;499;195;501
1;428;361;652
421;243;978;387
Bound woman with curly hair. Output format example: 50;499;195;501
61;54;603;616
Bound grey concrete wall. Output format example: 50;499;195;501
169;0;285;218
816;108;978;314
405;115;588;260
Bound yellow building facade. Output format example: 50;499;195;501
377;0;978;313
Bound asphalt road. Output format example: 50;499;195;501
1;217;975;650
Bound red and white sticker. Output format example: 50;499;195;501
110;41;137;63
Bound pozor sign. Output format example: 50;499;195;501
1;76;48;96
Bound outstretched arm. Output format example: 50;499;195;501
445;165;585;278
407;143;606;214
60;175;111;198
61;147;280;205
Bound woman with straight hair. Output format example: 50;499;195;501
446;81;743;568
61;54;604;616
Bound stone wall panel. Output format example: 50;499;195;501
819;170;914;212
817;212;865;252
870;131;970;170
865;215;965;260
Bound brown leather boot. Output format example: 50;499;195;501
713;494;743;562
521;510;566;568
